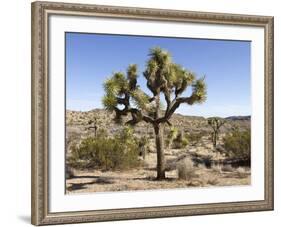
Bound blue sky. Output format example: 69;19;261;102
66;32;251;117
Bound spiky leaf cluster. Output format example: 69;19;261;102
131;88;150;110
189;77;207;104
103;65;140;111
102;47;207;126
143;47;206;103
207;117;226;131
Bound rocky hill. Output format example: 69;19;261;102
66;109;250;152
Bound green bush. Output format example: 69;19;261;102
165;126;178;147
173;130;189;149
165;127;188;149
223;127;251;161
68;127;140;171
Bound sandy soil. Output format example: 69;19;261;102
66;151;250;194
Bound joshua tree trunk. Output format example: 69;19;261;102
153;93;166;179
154;124;166;180
94;125;97;138
212;132;218;148
208;118;225;149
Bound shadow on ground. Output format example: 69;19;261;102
67;176;115;191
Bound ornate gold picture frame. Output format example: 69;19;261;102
31;1;273;225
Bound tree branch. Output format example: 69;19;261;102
113;104;154;126
155;95;194;124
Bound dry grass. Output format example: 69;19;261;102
211;164;222;173
177;158;197;181
207;176;219;185
66;162;250;194
236;167;249;178
221;164;234;172
66;152;251;194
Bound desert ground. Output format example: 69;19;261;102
66;109;251;194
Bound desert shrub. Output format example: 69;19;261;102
68;127;140;171
96;128;108;138
138;136;149;159
236;167;248;178
223;127;251;161
221;164;234;172
197;155;212;168
173;131;189;149
207;176;219;185
116;126;133;142
197;163;205;169
165;127;189;149
65;166;74;179
177;158;197;180
212;164;222;173
215;145;225;153
165;126;178;147
186;132;204;146
181;137;189;147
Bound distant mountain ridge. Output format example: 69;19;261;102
66;109;250;136
225;115;251;121
67;109;250;121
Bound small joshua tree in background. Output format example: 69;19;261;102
88;116;98;137
207;117;225;149
138;136;149;159
103;47;207;179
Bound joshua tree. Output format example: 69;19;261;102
207;117;225;148
138;136;149;160
103;47;207;179
88;116;98;137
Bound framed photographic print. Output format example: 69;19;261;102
31;1;274;225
